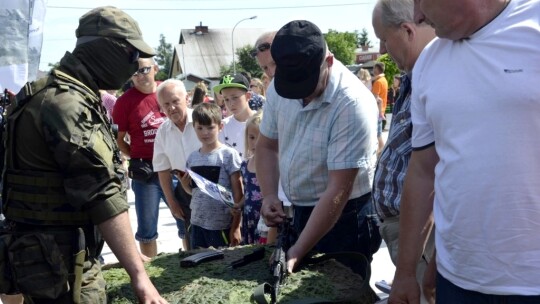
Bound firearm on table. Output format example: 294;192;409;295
270;203;294;304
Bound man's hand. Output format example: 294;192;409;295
388;274;421;304
168;198;185;220
261;195;286;227
285;244;304;273
179;172;192;194
131;276;169;304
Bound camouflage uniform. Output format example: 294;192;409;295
0;52;128;303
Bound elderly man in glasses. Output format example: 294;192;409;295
0;6;168;303
251;31;277;78
112;57;187;259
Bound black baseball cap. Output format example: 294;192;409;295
212;74;249;94
271;20;326;99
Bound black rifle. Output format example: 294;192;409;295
270;204;294;304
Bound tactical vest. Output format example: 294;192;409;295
2;70;124;226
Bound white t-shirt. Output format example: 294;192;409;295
219;115;247;159
411;0;540;295
153;109;201;172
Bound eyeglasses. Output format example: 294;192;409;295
250;42;271;58
249;84;258;88
133;66;152;76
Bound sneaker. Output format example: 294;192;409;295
375;280;392;294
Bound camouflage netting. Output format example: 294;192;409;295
104;245;377;303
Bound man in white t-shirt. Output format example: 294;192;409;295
153;79;201;250
391;0;540;303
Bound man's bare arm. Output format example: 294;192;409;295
389;145;438;304
255;134;285;225
116;131;131;157
158;171;184;220
287;168;358;271
98;211;167;303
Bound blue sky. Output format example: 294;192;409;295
40;0;379;70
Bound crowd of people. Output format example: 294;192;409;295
0;0;539;303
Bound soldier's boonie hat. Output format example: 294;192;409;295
75;6;155;57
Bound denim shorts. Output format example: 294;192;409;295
292;192;382;276
132;175;186;242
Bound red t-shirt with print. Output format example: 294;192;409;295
112;85;165;159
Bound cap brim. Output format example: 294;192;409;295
274;67;320;99
126;38;156;57
212;83;248;94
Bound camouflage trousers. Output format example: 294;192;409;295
23;257;106;304
1;225;106;304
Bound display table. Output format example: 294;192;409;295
104;246;376;303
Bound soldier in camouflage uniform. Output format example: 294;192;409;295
0;6;169;304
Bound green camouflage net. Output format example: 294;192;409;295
104;245;377;303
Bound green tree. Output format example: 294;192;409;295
154;34;173;80
220;45;262;78
377;54;400;84
47;61;60;73
324;29;357;65
357;28;373;48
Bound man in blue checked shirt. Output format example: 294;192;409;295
256;20;381;284
371;0;436;302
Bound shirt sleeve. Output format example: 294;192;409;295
41;91;128;224
410;62;435;149
152;124;171;171
259;84;278;139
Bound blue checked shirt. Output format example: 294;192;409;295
260;61;378;206
372;74;412;219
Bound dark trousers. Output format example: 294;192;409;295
437;272;540;304
292;192;382;276
174;184;192;250
190;225;229;249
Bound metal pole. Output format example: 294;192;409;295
232;16;257;74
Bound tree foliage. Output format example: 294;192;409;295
154;34;173;81
220;45;262;78
48;62;60;73
357;28;373;47
377;54;400;84
324;29;357;65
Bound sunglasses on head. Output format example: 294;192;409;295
250;42;271;58
133;66;152;76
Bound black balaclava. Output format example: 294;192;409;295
73;37;139;90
